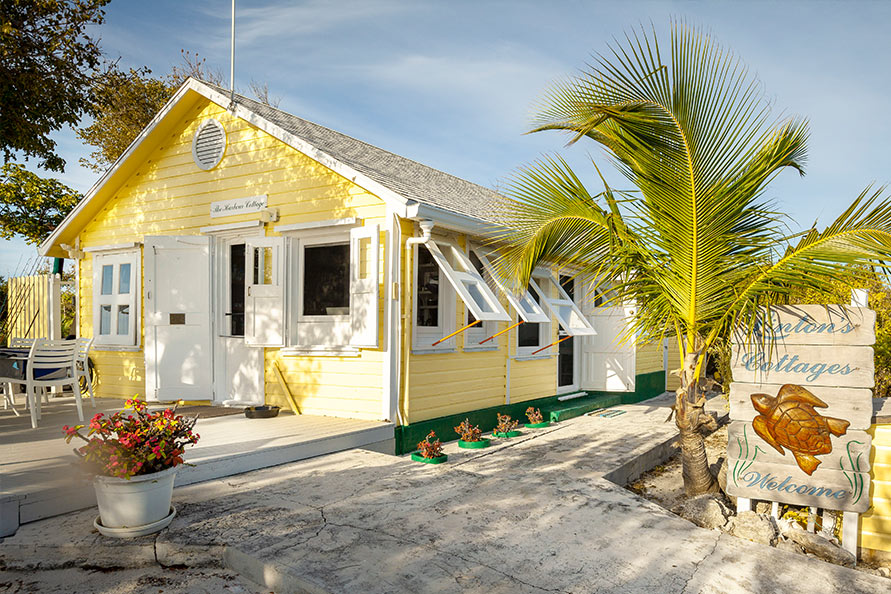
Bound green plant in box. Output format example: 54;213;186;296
525;407;549;428
494;413;521;438
412;430;447;464
455;418;491;449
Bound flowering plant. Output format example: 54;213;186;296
454;418;483;442
416;430;444;459
63;399;199;479
525;407;544;424
495;413;519;434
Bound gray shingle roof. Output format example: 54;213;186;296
204;82;503;225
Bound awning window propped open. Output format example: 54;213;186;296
423;240;510;322
529;274;596;336
473;250;550;323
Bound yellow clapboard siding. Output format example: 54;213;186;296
862;423;891;553
635;341;663;375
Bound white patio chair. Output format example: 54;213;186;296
2;337;34;414
75;337;95;408
24;338;81;429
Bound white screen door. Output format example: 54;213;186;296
580;283;636;392
144;236;213;401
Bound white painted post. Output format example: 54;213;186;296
771;501;780;519
807;507;817;532
842;511;859;564
736;497;752;513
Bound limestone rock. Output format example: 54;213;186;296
674;494;731;530
729;511;778;546
782;527;856;567
776;539;803;554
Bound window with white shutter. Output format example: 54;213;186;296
244;236;285;346
92;249;140;346
349;225;380;347
529;274;596;336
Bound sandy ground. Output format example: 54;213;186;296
0;567;268;594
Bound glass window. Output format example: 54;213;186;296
100;265;113;295
304;243;350;316
99;305;112;335
117;305;129;335
118;263;131;294
416;245;440;327
518;286;542;347
229;244;246;336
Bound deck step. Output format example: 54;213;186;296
548;393;623;423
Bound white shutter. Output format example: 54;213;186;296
424;240;510;322
245;237;285;347
530;274;596;335
473;251;550;323
350;225;380;347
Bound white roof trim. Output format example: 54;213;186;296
83;242;141;254
39;78;416;257
200;220;266;234
275;217;360;233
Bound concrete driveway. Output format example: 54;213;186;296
2;396;888;593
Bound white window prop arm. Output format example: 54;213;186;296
349;224;380;348
473;251;549;323
244;236;286;347
529;274;597;336
423;240;510;322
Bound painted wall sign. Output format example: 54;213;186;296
726;305;875;513
210;194;268;218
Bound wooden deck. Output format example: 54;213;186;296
0;397;394;536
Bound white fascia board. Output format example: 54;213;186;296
274;217;360;233
39;80;203;257
405;202;508;238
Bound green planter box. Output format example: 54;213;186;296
411;452;448;464
458;439;491;449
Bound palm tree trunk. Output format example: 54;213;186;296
675;351;719;497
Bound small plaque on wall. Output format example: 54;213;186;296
210;195;267;218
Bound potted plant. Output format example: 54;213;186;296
454;418;490;449
525;407;550;428
63;398;199;538
411;430;448;464
493;413;521;438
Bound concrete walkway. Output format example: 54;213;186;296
2;395;888;593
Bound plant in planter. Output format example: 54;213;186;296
525;407;550;428
454;418;491;449
411;430;448;464
63;398;199;537
493;413;521;438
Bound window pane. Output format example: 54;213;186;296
100;265;113;295
99;305;112;335
117;305;129;335
518;284;541;347
303;243;350;316
416;246;439;327
465;281;494;313
253;247;274;285
229;244;245;336
118;263;131;294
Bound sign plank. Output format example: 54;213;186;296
726;458;871;513
210;194;268;218
729;383;874;429
727;421;872;473
732;305;875;346
730;344;874;388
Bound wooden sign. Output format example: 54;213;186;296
732;304;875;346
729;383;874;430
726;304;875;513
210;194;267;218
730;344;874;388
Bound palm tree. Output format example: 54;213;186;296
494;23;891;497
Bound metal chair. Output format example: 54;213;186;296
24;338;81;429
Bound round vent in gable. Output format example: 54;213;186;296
191;118;226;170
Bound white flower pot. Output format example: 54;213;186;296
92;466;177;534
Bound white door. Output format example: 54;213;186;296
212;235;264;405
144;236;214;401
580;282;636;392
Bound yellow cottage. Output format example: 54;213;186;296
40;78;677;454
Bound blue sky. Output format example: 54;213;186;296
4;0;891;277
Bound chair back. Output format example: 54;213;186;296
74;337;94;365
28;339;78;379
9;337;34;348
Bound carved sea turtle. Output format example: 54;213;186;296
750;384;850;476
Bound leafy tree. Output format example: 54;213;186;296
495;23;891;497
0;163;82;243
0;0;111;171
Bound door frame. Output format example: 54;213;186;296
556;274;580;393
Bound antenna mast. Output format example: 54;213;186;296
229;0;235;107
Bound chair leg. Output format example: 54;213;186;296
84;370;96;408
27;385;38;429
73;381;84;423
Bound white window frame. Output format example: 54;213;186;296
423;239;510;323
473;250;550;323
530;273;597;336
412;243;456;352
463;248;498;351
291;230;354;348
91;248;140;346
515;275;552;358
244;236;286;347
